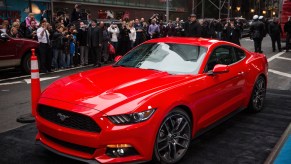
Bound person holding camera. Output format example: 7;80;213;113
108;22;120;56
25;20;37;40
119;21;131;55
37;20;53;73
148;18;160;39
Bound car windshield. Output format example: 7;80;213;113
114;43;207;74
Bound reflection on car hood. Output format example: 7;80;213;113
41;66;190;113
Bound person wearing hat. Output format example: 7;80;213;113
186;14;201;37
250;15;265;53
284;16;291;52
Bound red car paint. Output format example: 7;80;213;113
35;37;268;163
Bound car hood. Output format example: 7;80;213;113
41;66;191;114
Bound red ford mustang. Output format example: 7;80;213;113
35;37;268;163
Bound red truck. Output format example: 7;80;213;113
0;33;39;74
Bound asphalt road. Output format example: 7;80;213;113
0;36;290;163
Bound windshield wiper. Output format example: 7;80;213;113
112;64;129;67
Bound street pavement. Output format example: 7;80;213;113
0;36;290;163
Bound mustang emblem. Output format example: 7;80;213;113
57;113;70;121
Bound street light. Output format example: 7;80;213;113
236;7;241;12
251;9;255;13
262;10;266;15
273;11;276;16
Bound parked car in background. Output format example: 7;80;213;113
35;37;268;164
0;33;39;74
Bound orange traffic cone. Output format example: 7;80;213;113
31;49;41;117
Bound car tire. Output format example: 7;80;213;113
153;108;191;164
247;76;266;113
21;52;31;74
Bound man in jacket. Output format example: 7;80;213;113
250;15;265;53
268;17;282;52
186;14;202;37
87;20;103;67
77;21;88;65
284;16;291;52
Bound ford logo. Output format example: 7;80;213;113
57;113;70;121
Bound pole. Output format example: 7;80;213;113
192;0;195;14
202;0;205;19
219;0;221;19
227;0;230;18
28;0;32;13
166;0;169;22
51;0;54;23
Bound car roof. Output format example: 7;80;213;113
144;37;222;47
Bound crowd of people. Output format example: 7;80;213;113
0;3;290;73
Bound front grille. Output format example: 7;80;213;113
38;104;101;133
42;132;96;154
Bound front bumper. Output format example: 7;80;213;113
35;100;157;163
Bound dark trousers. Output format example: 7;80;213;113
253;38;262;53
271;35;282;51
286;33;291;51
90;46;101;66
38;43;52;72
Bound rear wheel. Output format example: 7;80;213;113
153;109;191;164
247;76;266;112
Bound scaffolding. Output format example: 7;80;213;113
192;0;232;19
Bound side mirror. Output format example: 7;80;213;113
114;55;122;62
207;64;229;75
0;33;9;41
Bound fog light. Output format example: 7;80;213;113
106;144;139;157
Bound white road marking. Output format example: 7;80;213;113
267;51;286;62
24;76;60;84
269;69;291;78
0;81;23;86
277;56;291;61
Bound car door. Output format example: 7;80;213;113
195;45;247;128
0;35;18;68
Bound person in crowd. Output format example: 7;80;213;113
119;21;131;55
174;17;183;36
142;21;149;40
268;17;282;52
201;20;210;38
25;13;35;28
148;18;160;39
128;21;136;49
0;20;10;33
223;19;241;45
8;27;19;38
134;18;144;46
52;25;65;70
71;4;81;22
284;16;291;52
258;16;267;48
100;21;111;64
108;21;120;57
11;22;24;38
40;10;47;22
25;20;37;40
215;19;223;40
37;20;53;73
165;20;176;37
208;19;216;38
87;19;102;67
77;21;88;65
68;32;76;67
186;14;201;37
158;20;166;37
250;15;265;53
63;13;70;27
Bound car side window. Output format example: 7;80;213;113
234;47;246;61
204;46;235;72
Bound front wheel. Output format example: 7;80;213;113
153;109;191;164
247;76;266;112
21;53;31;74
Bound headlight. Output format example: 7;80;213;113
108;109;156;125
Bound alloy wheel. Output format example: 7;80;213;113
155;110;191;163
